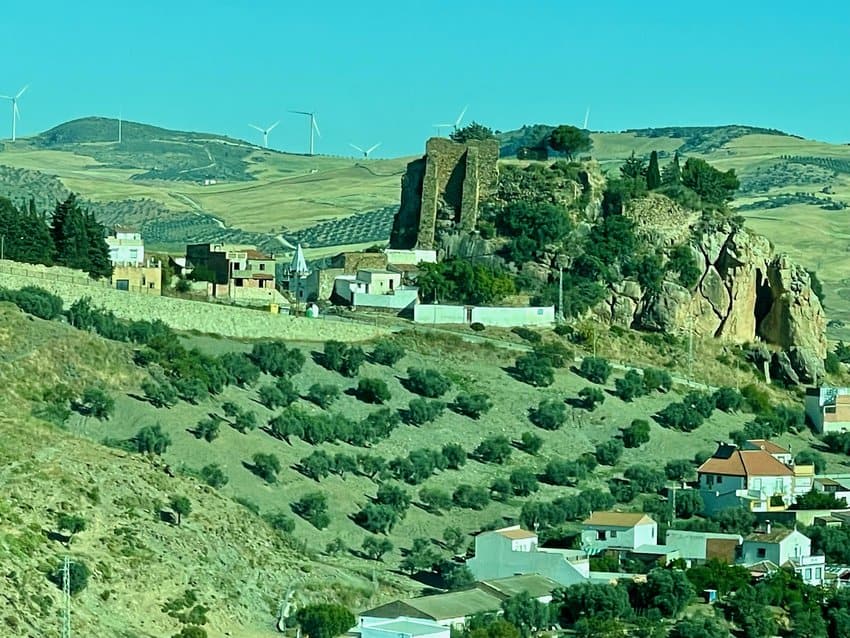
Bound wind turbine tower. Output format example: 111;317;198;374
349;142;381;159
249;121;280;148
583;106;590;130
118;113;122;144
0;85;28;142
433;105;468;137
290;111;320;155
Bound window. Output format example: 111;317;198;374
610;530;618;538
805;568;812;580
816;568;822;579
596;531;607;541
757;548;766;558
716;475;723;484
235;278;243;287
259;263;266;271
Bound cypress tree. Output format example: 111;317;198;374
17;199;53;265
0;197;22;261
662;151;682;185
646;150;661;190
84;210;112;279
53;195;90;271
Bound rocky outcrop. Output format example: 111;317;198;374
595;220;827;382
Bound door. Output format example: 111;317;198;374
116;279;129;291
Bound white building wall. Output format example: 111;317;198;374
384;249;438;265
107;239;145;266
580;522;656;551
466;534;587;586
414;304;466;324
353;290;419;311
470;306;555;327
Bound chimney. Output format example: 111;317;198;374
765;520;772;534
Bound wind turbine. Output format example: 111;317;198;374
249;120;280;148
583;106;591;130
290;111;320;155
349;142;381;158
0;85;28;142
433;105;468;136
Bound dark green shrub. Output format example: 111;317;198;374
404;367;452;397
371;340;406;366
452;484;490;510
354;503;398;534
452;392;492;419
250;453;281;483
595;439;624;465
292;492;330;529
509;468;539;496
134;424;171;455
514;354;554;387
577;386;604;410
307;383;339;409
419;487;453;512
490;477;512;501
642;367;672;392
518;431;543;455
713;386;744;412
623;465;666;493
474;436;512;464
579;356;612;384
664;459;694;481
826;352;842;375
2;286;64;319
441;443;467;469
295;603;355;638
49;559;89;595
532;341;573;368
405;398;445;425
76;386;114;420
614;370;648;401
199;464;228;488
192;417;220;442
249;341;305;376
543;458;587;485
264;511;296;534
355;377;391;404
470;322;485;332
512;327;542;343
362;535;393;560
622;419;650;448
795;449;826;473
529;398;567;430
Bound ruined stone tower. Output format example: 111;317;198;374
389;137;500;249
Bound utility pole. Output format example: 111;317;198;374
1;234;4;260
61;556;71;638
558;265;564;322
687;318;694;382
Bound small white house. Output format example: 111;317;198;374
106;226;144;265
359;618;448;638
738;526;824;586
580;512;658;552
466;525;588;586
664;530;743;565
351;269;401;294
805;386;850;434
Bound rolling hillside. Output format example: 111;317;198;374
2;118;850;329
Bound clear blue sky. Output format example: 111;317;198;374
2;0;848;157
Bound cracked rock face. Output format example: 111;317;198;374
595;217;827;384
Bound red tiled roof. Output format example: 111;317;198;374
746;439;791;455
582;512;655;527
496;528;537;540
698;448;793;477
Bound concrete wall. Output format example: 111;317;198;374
581;522;657;551
111;263;162;295
470;306;555;327
353;289;418;311
0;261;385;342
414;304;466;324
385;249;437;265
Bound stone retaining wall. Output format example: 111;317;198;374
0;260;385;342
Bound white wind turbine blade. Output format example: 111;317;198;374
13;102;20;120
583;107;590;130
249;124;264;132
350;143;365;154
15;85;29;99
454;105;468;127
0;94;11;100
312;117;321;137
267;120;280;132
367;143;381;154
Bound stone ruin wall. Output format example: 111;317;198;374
391;137;499;250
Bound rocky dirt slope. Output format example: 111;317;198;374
0;305;395;637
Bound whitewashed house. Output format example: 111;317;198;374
466;525;588;586
805;387;850;434
106;226;145;265
358;618;448;638
697;442;795;514
580;512;658;552
738;525;825;586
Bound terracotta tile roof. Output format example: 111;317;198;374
246;249;272;260
698;447;793;477
582;512;655;527
746;439;791;455
745;528;796;543
495;527;537;540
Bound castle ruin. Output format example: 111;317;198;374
390;137;500;249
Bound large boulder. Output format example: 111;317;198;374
636;281;693;332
